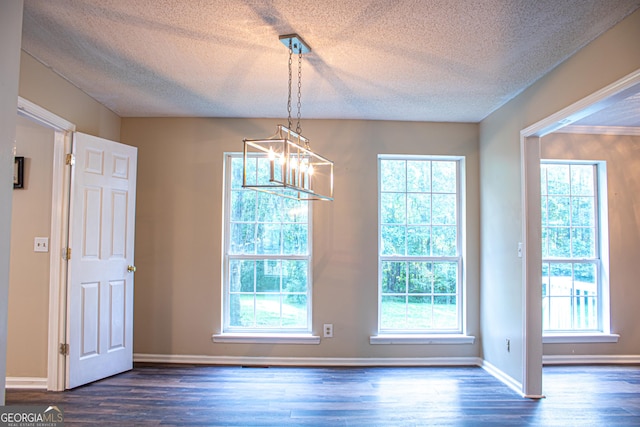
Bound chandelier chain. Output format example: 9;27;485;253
296;49;303;136
287;40;293;130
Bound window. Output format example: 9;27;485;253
541;161;608;332
378;156;463;333
223;154;311;333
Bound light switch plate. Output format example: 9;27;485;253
34;237;49;252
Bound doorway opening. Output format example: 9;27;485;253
521;69;640;397
7;98;75;391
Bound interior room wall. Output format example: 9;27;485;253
479;8;640;384
6;115;55;378
0;0;24;405
541;132;640;357
18;51;121;141
121;117;480;360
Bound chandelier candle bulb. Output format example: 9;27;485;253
290;157;296;187
268;148;276;182
300;161;308;190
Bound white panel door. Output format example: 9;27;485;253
66;132;137;389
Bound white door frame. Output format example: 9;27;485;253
519;69;640;398
16;97;75;391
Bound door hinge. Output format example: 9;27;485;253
63;247;71;260
65;153;75;166
59;343;69;356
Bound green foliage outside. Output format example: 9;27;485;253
380;260;458;330
541;163;600;331
379;158;461;331
230;294;307;328
381;297;458;330
227;156;310;329
541;163;596;258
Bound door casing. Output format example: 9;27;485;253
17;97;74;391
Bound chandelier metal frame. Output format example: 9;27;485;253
242;34;334;202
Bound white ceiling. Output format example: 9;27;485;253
21;0;640;123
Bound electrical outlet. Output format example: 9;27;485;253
506;338;511;352
34;237;49;253
323;323;333;338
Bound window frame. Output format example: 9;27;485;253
540;160;611;335
221;153;313;334
376;155;465;335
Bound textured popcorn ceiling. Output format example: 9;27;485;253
21;0;640;122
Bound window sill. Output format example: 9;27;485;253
370;334;476;345
543;333;620;344
212;333;320;345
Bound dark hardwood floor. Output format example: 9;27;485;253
5;364;640;426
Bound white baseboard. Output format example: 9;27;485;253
133;353;483;367
543;354;640;365
6;377;48;390
480;360;525;397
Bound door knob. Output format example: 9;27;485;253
127;265;137;273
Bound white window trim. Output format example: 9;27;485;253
542;333;619;344
369;334;475;345
212;333;320;344
377;155;466;335
222;153;313;334
541;160;611;334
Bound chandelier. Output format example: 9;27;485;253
242;34;334;201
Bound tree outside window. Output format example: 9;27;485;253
224;154;311;332
378;157;463;332
541;162;604;332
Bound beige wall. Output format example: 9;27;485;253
122;118;480;359
541;132;640;356
480;8;640;383
6;116;55;378
0;0;24;404
19;51;121;141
